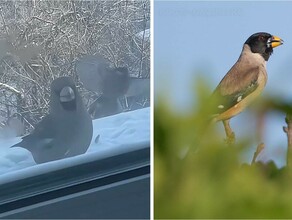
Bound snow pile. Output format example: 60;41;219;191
0;107;150;176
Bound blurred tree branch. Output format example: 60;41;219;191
283;114;292;147
283;114;292;166
252;142;265;164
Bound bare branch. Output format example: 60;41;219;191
0;82;22;96
252;143;265;164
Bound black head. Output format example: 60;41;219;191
244;32;283;61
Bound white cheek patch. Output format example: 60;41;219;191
218;105;224;109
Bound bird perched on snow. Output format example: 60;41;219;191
210;32;283;143
11;76;93;164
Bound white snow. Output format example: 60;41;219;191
0;107;150;179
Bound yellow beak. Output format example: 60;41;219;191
270;35;284;48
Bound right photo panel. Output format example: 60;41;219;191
154;1;292;218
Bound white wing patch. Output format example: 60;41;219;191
218;105;224;109
237;96;242;102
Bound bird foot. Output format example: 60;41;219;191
222;120;236;145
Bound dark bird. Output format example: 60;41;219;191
75;55;130;97
76;55;130;118
76;54;150;117
11;76;93;164
210;32;283;143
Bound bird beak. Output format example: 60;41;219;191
268;35;284;48
60;86;75;102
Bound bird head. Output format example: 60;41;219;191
244;32;283;61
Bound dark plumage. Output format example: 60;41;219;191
75;55;130;97
11;76;93;164
88;95;122;119
102;67;129;98
76;55;131;118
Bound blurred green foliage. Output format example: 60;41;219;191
154;80;292;218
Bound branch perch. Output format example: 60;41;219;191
252;142;265;164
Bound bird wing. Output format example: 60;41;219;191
29;115;57;138
210;63;261;115
11;115;56;149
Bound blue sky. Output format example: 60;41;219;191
154;1;292;166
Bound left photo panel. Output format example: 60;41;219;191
0;1;150;219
